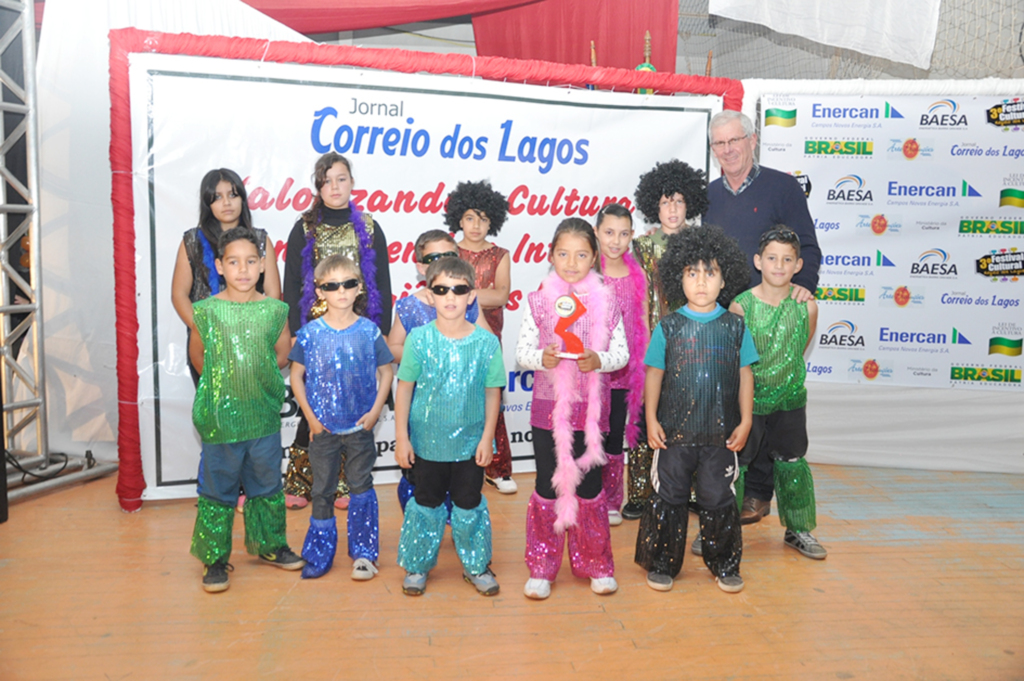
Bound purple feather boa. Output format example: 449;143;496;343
299;205;382;326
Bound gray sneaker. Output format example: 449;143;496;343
784;530;828;560
402;572;427;596
646;571;673;592
691;530;703;556
464;567;500;596
716;573;744;593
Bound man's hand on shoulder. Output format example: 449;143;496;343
790;284;814;303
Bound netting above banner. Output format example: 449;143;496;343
680;0;1024;80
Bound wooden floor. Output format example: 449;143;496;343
1;464;1022;681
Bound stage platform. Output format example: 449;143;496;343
1;463;1021;680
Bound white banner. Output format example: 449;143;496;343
709;0;942;70
760;94;1023;392
129;52;720;500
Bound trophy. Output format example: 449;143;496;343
554;292;587;359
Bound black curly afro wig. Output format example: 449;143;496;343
444;180;509;235
634;160;709;224
660;224;750;308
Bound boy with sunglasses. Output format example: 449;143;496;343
394;257;505;596
290;254;394;580
387;230;490;511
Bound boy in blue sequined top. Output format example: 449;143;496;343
290;255;394;581
394;257;505;597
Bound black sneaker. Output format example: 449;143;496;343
784;529;828;560
259;546;306;571
202;561;233;593
621;501;645;520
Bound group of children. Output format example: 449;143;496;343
179;152;827;598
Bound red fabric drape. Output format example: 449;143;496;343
108;27;741;510
238;0;537;33
473;0;678;74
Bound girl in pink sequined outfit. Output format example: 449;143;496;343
515;218;629;600
595;204;650;527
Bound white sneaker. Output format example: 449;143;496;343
608;509;623;526
590;576;618;595
524;578;551;600
351;558;378;581
487;476;518;494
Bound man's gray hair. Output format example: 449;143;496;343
708;110;755;142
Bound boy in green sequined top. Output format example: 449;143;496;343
729;226;827;560
189;227;305;593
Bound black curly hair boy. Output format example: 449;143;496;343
443;180;509;235
660;224;750;309
634;160;709;225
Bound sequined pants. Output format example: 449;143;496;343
636;444;742;578
525;491;614;580
398;497;492;575
625;415;655;506
743;407;808;503
635;494;742;579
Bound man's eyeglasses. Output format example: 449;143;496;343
318;278;360;292
710;135;749;150
429;284;472;296
421;251;459;265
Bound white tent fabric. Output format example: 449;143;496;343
36;0;306;464
709;0;942;71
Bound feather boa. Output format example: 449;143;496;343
196;229;220;296
538;270;612;531
299;206;382;326
600;251;650;448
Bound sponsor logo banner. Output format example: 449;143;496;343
761;94;1022;392
985;98;1024;129
950;364;1021;385
815;286;866;303
975;249;1024;280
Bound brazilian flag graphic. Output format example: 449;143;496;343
989;337;1023;356
999;188;1024;209
765;108;796;127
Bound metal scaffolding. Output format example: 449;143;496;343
1;1;115;504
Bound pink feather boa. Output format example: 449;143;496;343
538;269;612;531
600;251;650;449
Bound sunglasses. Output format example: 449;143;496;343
318;278;360;292
429;284;472;296
421;251;459;265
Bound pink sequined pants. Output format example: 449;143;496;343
602;452;625;512
525;491;614;581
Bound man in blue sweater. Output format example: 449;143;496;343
705;110;821;300
703;110;821;526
